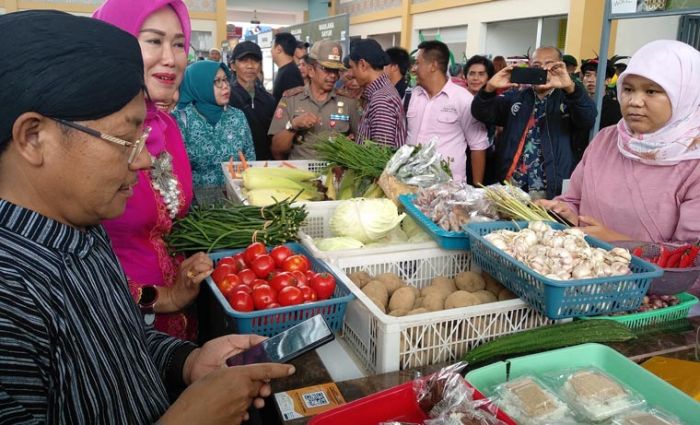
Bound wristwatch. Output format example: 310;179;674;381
138;285;158;325
285;120;295;131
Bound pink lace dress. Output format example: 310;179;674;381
103;104;195;340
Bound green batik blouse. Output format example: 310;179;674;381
174;103;256;187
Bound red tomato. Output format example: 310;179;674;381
217;273;242;297
232;284;252;295
265;303;281;309
269;272;297;292
237;269;257;285
216;257;242;274
250;254;275;279
232;253;247;270
310;273;336;300
250;279;270;291
282;255;310;273
244;242;267;266
252;284;276;310
270;245;293;268
291;270;308;285
278;286;304;306
227;291;254;312
299;285;317;302
305;270;318;281
211;263;233;284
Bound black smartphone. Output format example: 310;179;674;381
546;208;575;227
225;315;334;366
510;67;548;85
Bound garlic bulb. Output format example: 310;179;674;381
484;222;632;280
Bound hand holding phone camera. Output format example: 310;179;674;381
225;315;334;367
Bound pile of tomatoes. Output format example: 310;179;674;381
211;242;337;312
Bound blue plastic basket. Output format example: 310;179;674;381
398;194;470;250
464;221;663;319
204;243;354;336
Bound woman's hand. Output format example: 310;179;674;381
157;252;213;313
577;216;632;242
160;362;295;425
535;199;579;226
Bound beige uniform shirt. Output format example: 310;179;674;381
268;85;360;159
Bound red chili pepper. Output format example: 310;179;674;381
666;250;685;268
679;245;700;268
657;246;671;268
632;246;644;257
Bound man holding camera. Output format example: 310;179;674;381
471;46;597;199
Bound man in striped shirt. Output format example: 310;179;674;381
348;39;407;147
0;11;293;424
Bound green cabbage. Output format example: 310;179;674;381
329;198;405;243
314;237;365;252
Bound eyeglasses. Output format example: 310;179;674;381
51;118;151;164
315;64;340;75
213;78;230;88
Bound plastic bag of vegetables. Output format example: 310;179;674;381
329;198;406;244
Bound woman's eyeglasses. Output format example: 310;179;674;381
51;117;151;164
213;78;230;88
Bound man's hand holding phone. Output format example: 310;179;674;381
161;362;295;425
484;65;519;93
537;61;576;94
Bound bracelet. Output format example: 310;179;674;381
137;285;158;325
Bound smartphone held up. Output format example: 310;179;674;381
225;315;334;367
510;67;548;85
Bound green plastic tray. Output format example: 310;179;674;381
579;293;699;329
466;343;700;423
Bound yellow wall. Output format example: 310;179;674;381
345;0;618;59
2;0;228;46
565;0;617;61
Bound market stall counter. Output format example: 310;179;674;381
261;317;700;425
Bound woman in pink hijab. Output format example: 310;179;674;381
95;0;213;341
541;40;700;244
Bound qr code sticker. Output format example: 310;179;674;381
302;390;329;408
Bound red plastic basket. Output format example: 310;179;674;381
309;377;515;425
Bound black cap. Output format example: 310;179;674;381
580;59;615;79
562;54;578;67
296;40;310;49
231;41;262;62
349;38;389;68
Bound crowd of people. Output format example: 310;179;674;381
0;0;698;423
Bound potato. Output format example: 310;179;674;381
420;285;451;298
454;271;486;292
375;272;404;295
473;289;497;304
444;291;480;309
413;296;424;309
421;293;445;311
407;286;420;299
498;288;518;300
431;276;456;292
407;307;429;316
482;272;504;295
348;271;372;288
368;297;386;313
362;280;388;308
388;286;416;312
389;308;409;317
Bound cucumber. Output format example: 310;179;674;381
463;320;635;365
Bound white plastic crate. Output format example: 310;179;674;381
221;160;328;181
331;248;554;374
298;202;439;264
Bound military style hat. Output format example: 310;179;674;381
308;39;345;70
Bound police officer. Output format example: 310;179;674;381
269;40;360;160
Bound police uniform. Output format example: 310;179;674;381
268;85;360;159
